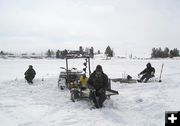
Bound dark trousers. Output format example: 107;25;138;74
140;74;154;83
89;90;106;108
25;75;35;83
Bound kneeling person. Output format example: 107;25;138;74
24;65;36;84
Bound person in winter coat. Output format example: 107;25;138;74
24;65;36;84
88;65;109;108
138;63;155;83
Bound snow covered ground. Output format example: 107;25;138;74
0;57;180;126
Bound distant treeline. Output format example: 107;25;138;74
151;47;179;58
46;45;115;59
0;45;115;59
46;46;94;58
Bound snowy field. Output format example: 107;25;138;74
0;57;180;126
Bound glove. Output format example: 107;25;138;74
88;85;94;90
151;72;154;75
98;88;105;94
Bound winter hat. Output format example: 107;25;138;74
146;63;151;68
96;65;103;72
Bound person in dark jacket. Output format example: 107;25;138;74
88;65;109;108
138;63;155;83
24;65;36;84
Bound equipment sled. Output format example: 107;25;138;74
70;79;119;102
111;64;164;84
111;75;137;84
111;78;137;84
111;76;160;84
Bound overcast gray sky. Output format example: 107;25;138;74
0;0;180;57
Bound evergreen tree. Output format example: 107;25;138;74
61;49;68;58
170;48;179;58
151;48;156;58
157;47;163;58
46;49;55;58
173;48;179;57
0;51;5;55
56;50;61;58
163;47;169;58
105;46;114;57
46;49;51;57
